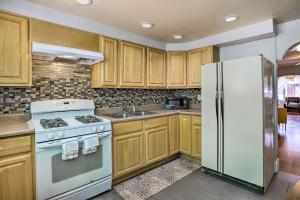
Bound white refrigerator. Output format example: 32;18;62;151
201;55;275;191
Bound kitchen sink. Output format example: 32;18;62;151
130;111;157;116
107;112;133;118
107;111;157;118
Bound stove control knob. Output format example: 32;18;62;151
47;133;55;140
92;127;97;133
97;125;105;132
57;131;64;138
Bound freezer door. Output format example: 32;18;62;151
222;56;264;187
201;62;220;171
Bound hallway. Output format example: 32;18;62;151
278;114;300;176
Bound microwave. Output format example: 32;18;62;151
165;97;189;109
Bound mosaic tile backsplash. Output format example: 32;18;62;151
0;60;200;114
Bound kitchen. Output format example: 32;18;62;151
1;0;300;200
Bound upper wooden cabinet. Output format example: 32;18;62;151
0;12;30;86
167;51;187;88
146;48;167;88
30;19;99;51
119;41;146;88
92;36;118;88
187;46;219;88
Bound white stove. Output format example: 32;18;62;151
28;99;112;200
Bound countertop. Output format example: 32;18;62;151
98;108;201;123
0;121;34;138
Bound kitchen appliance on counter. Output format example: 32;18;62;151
28;99;112;200
201;56;275;192
165;97;189;109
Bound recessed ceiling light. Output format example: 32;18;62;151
76;0;93;5
224;15;239;22
140;21;154;29
173;34;184;40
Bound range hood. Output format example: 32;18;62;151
32;42;104;65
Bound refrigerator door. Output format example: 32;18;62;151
222;56;264;186
201;63;220;172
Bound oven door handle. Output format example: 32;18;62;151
37;132;111;150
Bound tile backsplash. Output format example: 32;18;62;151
0;60;200;114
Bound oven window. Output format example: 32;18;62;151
52;145;103;183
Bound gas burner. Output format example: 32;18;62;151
75;115;103;124
40;118;68;129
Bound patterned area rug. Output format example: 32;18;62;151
113;158;200;200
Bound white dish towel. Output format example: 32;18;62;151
82;134;99;155
61;138;79;161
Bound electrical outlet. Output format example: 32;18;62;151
197;95;201;101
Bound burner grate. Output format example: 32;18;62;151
40;118;68;129
75;115;103;124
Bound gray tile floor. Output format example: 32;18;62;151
91;169;300;200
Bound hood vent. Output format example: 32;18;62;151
32;42;104;65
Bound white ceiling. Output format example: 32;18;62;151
29;0;300;43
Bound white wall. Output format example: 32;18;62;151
220;18;300;64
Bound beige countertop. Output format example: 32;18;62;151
98;108;201;123
0;121;34;138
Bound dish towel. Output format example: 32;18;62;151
82;134;99;155
61;138;79;160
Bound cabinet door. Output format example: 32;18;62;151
92;36;118;88
192;124;201;159
0;12;30;86
169;115;180;155
147;48;166;88
0;153;33;200
113;132;144;178
167;51;187;88
119;41;146;87
179;115;192;155
145;126;169;164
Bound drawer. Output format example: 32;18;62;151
113;120;143;136
144;116;168;130
0;135;32;158
192;116;201;126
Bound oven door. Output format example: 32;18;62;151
35;132;112;200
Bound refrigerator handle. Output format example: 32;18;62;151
216;64;219;126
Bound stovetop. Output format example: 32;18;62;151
40;118;68;129
75;115;103;124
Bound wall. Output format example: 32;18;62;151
0;60;200;114
220;18;300;64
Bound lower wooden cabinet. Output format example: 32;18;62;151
0;135;34;200
113;131;145;178
191;116;201;159
169;115;180;155
0;153;33;200
179;115;192;155
179;115;202;159
145;126;169;164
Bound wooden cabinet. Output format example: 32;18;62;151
0;135;33;200
187;46;219;88
167;51;187;88
191;116;201;159
0;153;33;200
169;115;180;155
0;12;30;86
144;117;169;164
113;131;145;178
179;115;192;155
92;36;118;88
146;48;167;88
119;41;146;88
